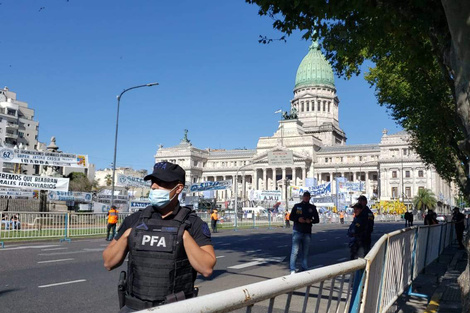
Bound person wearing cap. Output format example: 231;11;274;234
357;195;374;255
288;191;319;274
348;203;368;259
452;207;465;249
103;162;216;312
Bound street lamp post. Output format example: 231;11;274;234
111;83;159;206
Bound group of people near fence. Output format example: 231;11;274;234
1;213;20;230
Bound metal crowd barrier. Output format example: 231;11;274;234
0;211;130;241
139;219;469;313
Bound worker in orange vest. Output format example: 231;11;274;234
285;211;290;228
210;209;219;233
106;205;119;241
339;211;345;224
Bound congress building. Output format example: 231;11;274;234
154;41;455;212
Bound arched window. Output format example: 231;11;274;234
301;102;304;112
306;101;309;111
328;102;331;112
317;101;321;111
323;101;326;111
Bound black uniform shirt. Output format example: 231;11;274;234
115;204;212;247
289;201;319;233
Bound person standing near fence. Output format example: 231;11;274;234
210;209;219;233
348;203;368;259
357;195;374;255
106;205;119;241
339;211;345;224
288;191;319;274
102;162;216;312
284;211;290;228
452;207;465;249
424;209;438;225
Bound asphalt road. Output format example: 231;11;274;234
0;222;405;313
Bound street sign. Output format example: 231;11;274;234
268;150;293;166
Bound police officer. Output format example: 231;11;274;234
348;203;368;259
288;191;319;274
103;162;216;312
357;195;374;254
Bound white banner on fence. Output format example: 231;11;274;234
0;189;39;199
96;194;129;204
0;148;88;168
48;191;92;202
116;174;150;188
0;172;69;191
185;180;233;193
249;190;282;202
338;181;363;192
92;201;111;213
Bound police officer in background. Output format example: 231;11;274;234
357;195;374;255
348;203;368;259
452;207;466;249
103;162;216;312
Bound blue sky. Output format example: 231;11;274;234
0;0;401;172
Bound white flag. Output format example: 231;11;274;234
274;109;282;114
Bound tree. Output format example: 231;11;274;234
413;188;437;213
104;174;112;187
68;172;93;192
246;0;470;200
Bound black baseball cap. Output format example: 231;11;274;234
144;162;185;184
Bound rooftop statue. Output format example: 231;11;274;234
282;107;298;120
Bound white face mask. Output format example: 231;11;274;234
148;185;178;208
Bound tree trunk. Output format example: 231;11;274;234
441;2;470;310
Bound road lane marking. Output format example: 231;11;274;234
41;247;68;251
37;258;74;264
38;279;86;288
335;237;341;239
276;245;289;248
319;239;327;242
0;245;59;251
218;243;231;246
38;248;104;256
337;257;348;262
216;256;225;259
228;257;285;269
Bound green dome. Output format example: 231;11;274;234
295;41;335;89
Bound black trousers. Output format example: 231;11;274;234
211;220;217;233
456;226;464;248
107;223;117;240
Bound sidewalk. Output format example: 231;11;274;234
392;244;467;313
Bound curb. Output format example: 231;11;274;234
424;249;465;313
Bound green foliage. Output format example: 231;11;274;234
413;188;437;212
68;172;93;192
104;174;112;187
246;0;470;198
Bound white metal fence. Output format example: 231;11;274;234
0;211;130;240
137;218;469;313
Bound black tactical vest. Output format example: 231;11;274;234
126;205;195;303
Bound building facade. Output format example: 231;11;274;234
0;87;39;174
153;41;455;210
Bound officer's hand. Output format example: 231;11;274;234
123;228;132;239
298;217;306;223
305;218;312;224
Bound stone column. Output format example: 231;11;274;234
253;169;258;190
242;174;246;200
263;168;267;190
302;168;307;185
365;171;370;194
292;167;297;186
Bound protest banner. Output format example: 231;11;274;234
48;191;92;202
0;148;88;168
116;174;150;188
0;172;69;191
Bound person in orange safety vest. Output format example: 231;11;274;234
106;205;119;241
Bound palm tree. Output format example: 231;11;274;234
413;188;437;214
104;174;113;186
